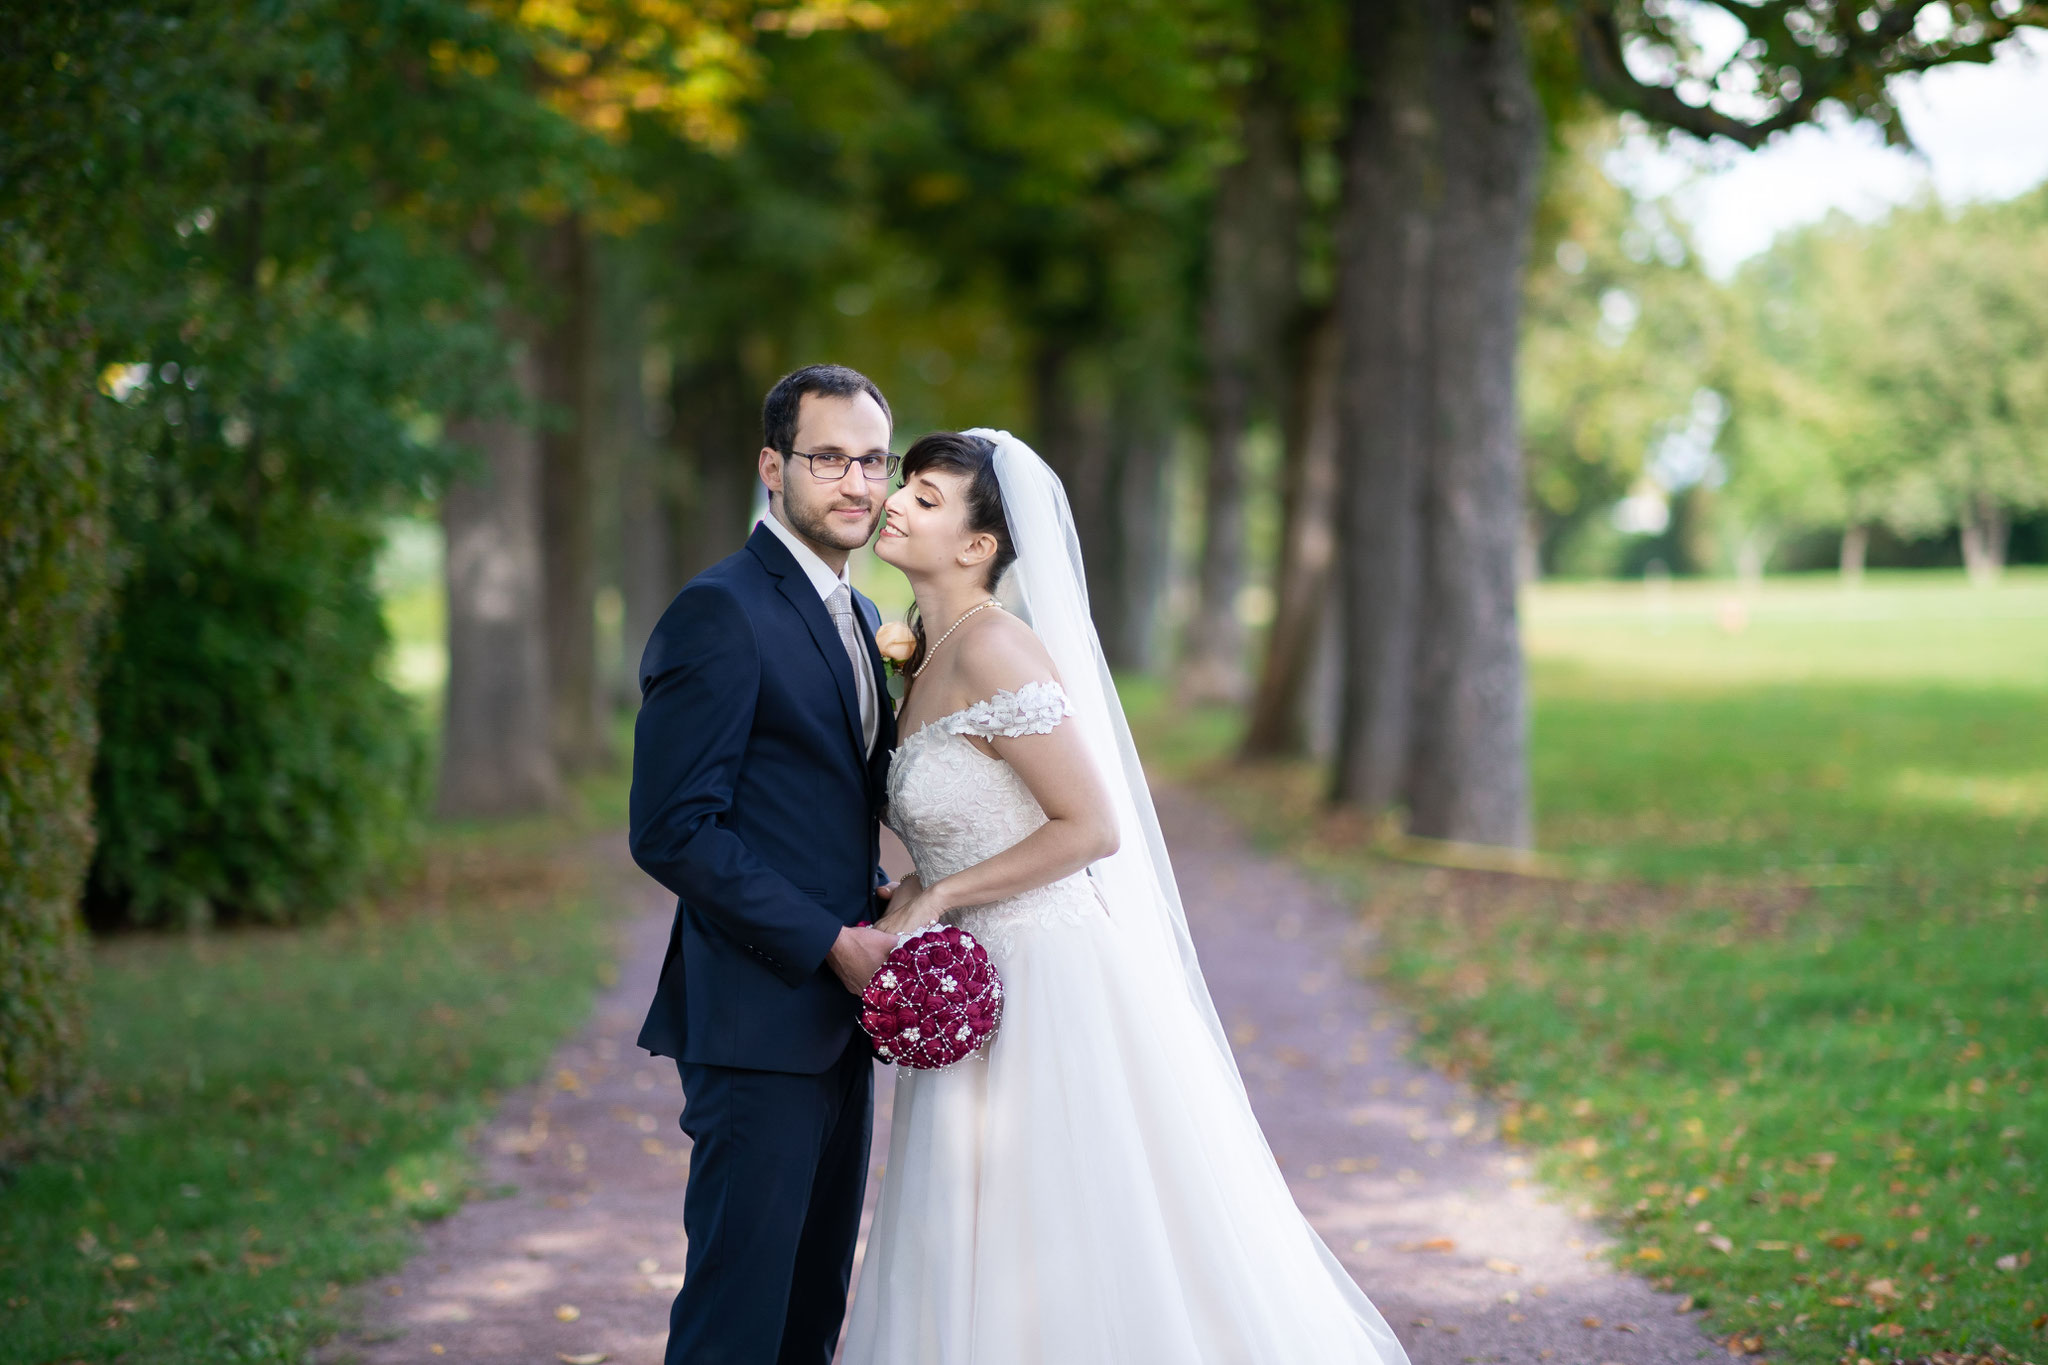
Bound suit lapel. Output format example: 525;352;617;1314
750;526;867;761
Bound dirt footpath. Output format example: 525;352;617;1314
341;793;1715;1365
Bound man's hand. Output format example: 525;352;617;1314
827;923;896;996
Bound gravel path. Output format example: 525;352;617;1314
340;793;1717;1365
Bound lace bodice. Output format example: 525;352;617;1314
885;681;1101;958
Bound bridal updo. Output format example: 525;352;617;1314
899;431;1017;679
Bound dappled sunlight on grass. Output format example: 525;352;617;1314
1130;574;2048;1363
1524;569;2048;689
1886;768;2048;822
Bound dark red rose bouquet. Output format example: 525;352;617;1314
859;923;1004;1069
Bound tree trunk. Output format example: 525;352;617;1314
1839;523;1868;583
1960;495;2008;586
439;345;561;818
670;352;758;586
537;216;611;775
607;258;672;701
1242;305;1339;759
1183;90;1300;704
1330;0;1436;813
1098;384;1177;673
1403;0;1541;849
1029;341;1117;613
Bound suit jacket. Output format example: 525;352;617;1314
630;522;897;1074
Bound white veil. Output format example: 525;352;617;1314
970;429;1407;1362
967;428;1237;1073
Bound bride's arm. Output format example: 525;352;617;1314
874;624;1118;934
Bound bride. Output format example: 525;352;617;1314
844;428;1409;1365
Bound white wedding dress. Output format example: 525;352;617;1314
840;680;1408;1365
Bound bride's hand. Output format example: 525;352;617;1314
874;874;941;935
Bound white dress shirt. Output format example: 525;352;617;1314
760;514;879;752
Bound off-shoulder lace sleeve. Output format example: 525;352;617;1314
942;680;1075;739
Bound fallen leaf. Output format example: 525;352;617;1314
1864;1278;1898;1300
1615;1322;1640;1332
1581;1316;1603;1329
1707;1234;1735;1254
1398;1238;1456;1253
109;1254;140;1271
637;1257;659;1275
430;1346;444;1356
1828;1296;1857;1307
555;1304;581;1322
1996;1253;2024;1273
1868;1323;1906;1339
1826;1232;1863;1250
1485;1257;1521;1275
1675;1296;1695;1313
1726;1333;1766;1355
558;1355;609;1365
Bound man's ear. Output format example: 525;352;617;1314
758;446;785;504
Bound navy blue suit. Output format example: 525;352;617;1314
630;522;896;1365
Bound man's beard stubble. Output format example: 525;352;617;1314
785;485;881;552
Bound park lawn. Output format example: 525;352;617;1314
0;786;632;1365
1131;570;2047;1365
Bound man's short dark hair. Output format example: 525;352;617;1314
762;364;892;455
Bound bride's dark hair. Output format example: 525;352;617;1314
899;431;1017;680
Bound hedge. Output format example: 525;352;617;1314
0;238;112;1147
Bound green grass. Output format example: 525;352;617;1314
0;798;629;1364
1132;570;2047;1364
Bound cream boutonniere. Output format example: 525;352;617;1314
875;622;917;700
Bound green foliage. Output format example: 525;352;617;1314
1720;189;2048;555
0;238;111;1144
0;824;621;1364
20;0;598;926
1521;117;1723;571
1134;572;2048;1362
89;491;427;927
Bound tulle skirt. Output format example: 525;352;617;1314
841;903;1408;1365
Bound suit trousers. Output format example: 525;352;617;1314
667;1035;874;1365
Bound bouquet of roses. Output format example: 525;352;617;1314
859;923;1003;1069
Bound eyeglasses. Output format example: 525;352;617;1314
789;449;901;483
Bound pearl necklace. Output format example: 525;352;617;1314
913;598;1002;679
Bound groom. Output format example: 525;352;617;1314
629;363;902;1365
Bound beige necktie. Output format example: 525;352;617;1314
827;584;879;754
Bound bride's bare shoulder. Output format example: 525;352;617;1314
957;610;1058;696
